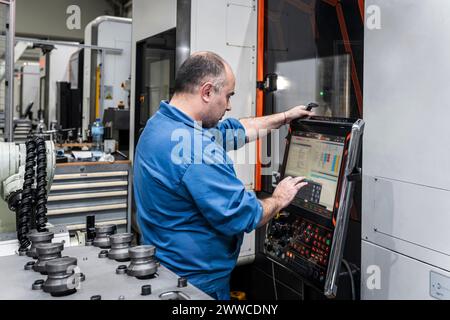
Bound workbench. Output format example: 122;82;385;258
0;245;212;300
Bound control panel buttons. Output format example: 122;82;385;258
265;215;335;289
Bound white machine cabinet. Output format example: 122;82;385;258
362;0;450;299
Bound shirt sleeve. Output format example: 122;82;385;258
216;118;247;151
181;162;263;236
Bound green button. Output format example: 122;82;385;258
326;240;331;246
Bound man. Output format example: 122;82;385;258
134;51;312;300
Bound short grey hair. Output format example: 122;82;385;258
174;51;227;94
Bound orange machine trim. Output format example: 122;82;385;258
255;0;265;191
322;0;339;6
336;3;363;116
358;0;365;22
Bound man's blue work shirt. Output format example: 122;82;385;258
133;101;263;299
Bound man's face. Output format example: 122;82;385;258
202;67;235;128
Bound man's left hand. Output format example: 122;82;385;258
284;106;314;124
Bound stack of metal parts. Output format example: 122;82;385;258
33;242;64;274
42;257;79;297
100;234;158;279
126;245;158;280
93;224;117;249
24;232;82;297
27;231;54;259
108;233;133;262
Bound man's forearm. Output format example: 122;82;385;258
257;197;284;227
240;106;311;143
240;112;287;143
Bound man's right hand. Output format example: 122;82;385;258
258;176;308;227
272;176;308;209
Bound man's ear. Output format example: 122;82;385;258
200;82;214;103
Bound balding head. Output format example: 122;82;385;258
174;51;229;95
170;51;235;128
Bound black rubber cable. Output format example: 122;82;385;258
34;136;48;232
17;137;36;251
342;259;356;300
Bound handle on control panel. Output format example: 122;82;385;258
347;167;362;182
306;102;319;112
324;119;365;298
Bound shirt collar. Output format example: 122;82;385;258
158;101;215;136
158;100;195;127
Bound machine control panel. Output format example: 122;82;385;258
295;180;323;206
265;213;332;288
264;117;364;297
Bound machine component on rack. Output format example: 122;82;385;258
24;261;35;270
116;265;128;274
178;277;188;288
159;291;190;300
98;250;108;258
32;279;44;290
141;284;152;296
93;224;117;248
27;232;54;259
85;216;96;246
42;257;78;297
33;242;64;274
127;245;158;280
108;233;133;262
34;137;48;232
0;139;56;253
264;116;364;298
